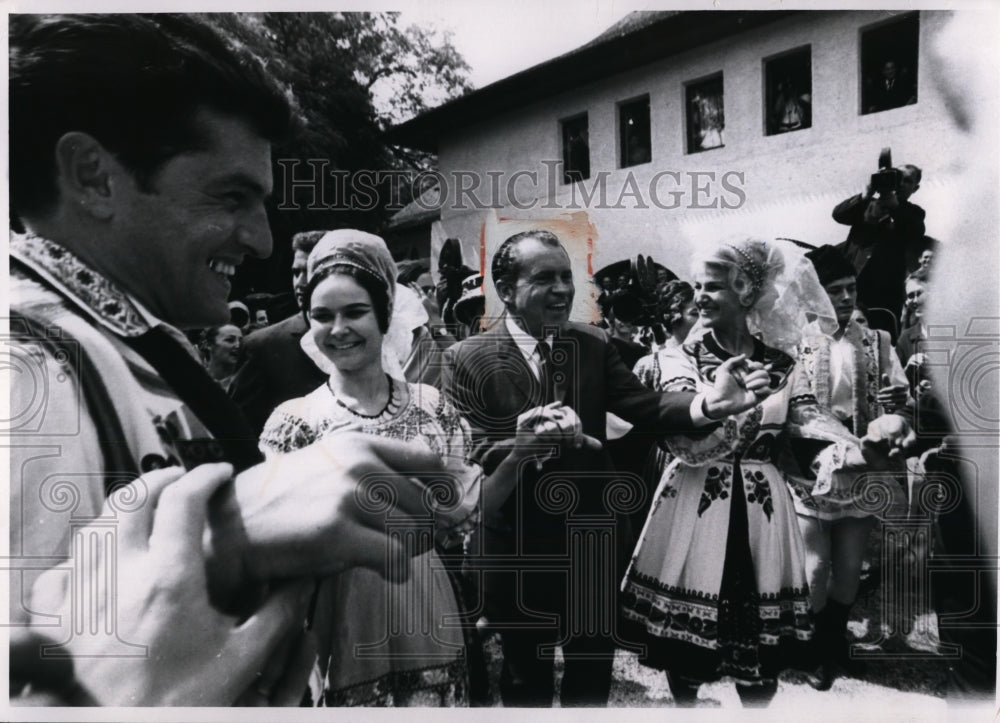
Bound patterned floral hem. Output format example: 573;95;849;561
319;659;469;707
621;575;813;648
619;614;817;684
620;575;816;683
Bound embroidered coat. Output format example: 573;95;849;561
9;234;217;626
790;320;909;519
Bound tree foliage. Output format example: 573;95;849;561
203;12;471;296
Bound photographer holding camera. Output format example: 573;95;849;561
833;150;930;340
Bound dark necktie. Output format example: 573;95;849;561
536;340;558;405
127;327;264;473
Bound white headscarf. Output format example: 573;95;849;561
299;229;426;381
692;237;838;355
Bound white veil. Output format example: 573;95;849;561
693;237;838;355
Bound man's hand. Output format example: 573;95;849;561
512;402;602;467
220;434;449;585
919;436;958;474
860;413;917;469
29;465;316;706
702;355;774;420
880;189;900;210
877;373;909;412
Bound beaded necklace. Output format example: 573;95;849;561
327;374;397;419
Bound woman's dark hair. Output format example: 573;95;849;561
657;280;695;333
291;230;327;255
9;13;300;220
307;265;391;333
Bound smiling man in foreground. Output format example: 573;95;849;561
9;14;438;705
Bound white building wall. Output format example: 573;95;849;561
433;10;974;289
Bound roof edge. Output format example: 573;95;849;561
387;10;801;151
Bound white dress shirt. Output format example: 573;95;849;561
504;316;713;426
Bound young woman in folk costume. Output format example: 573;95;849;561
621;238;909;707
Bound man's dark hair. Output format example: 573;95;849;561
396;260;430;285
9;13;301;220
291;230;327;256
900;164;922;184
491;229;564;296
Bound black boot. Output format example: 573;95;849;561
826;598;867;678
735;679;778;707
806;606;835;691
665;670;700;707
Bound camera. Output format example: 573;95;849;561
870;147;902;194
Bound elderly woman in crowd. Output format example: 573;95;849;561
620;238;909;707
258;230;574;706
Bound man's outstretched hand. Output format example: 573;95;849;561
702;355;775;420
217;433;450;586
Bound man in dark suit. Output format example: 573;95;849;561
442;229;771;707
229;230;327;434
867;60;916;113
833;164;927;340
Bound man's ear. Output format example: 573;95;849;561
53;132;121;220
495;279;513;307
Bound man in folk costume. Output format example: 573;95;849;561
792;244;912;689
9;14;437;705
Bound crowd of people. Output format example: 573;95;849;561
8;12;995;710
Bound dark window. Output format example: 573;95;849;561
685;75;724;153
861;13;919;115
765;48;812;135
619;95;651;167
561;115;590;184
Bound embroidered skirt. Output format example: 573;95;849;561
621;457;816;683
309;550;469;706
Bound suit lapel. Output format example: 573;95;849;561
287;314;308;339
550;333;574;405
490;321;536;403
